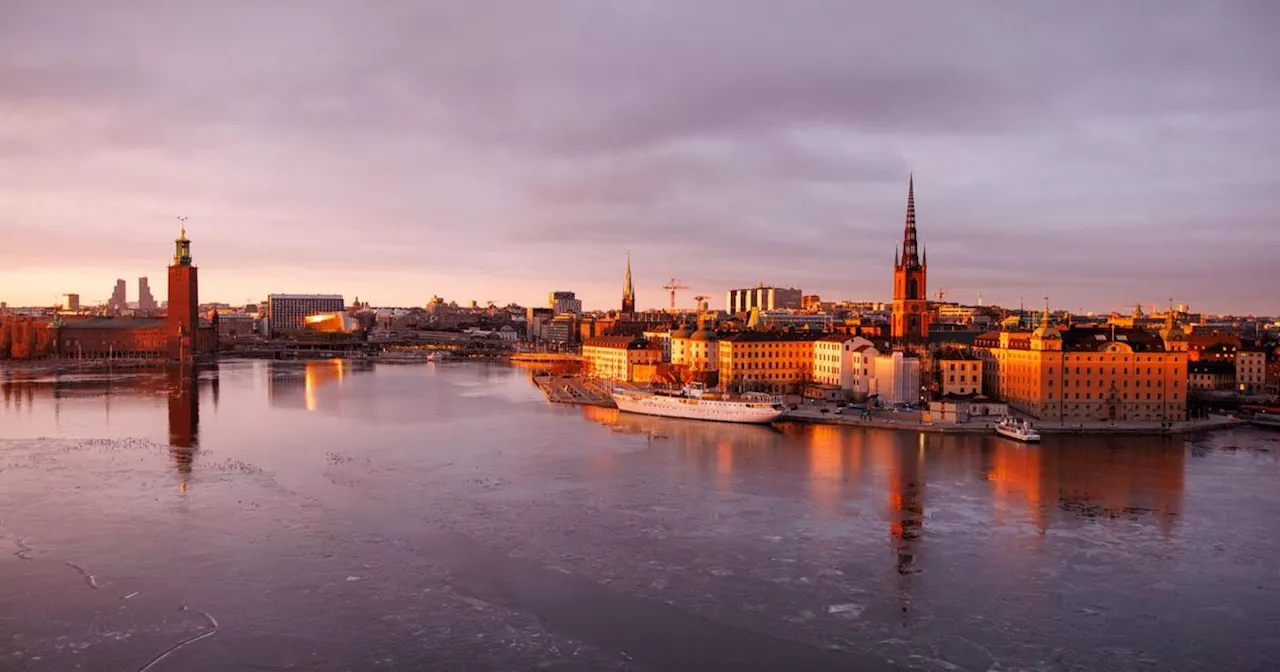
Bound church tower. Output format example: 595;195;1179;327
621;252;635;314
167;222;199;361
891;175;928;344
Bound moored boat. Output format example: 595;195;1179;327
1250;411;1280;429
610;383;786;424
995;416;1041;442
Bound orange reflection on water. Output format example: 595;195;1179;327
715;439;733;494
987;439;1185;536
304;360;346;411
806;424;846;515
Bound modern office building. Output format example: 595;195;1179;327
109;279;127;312
725;286;802;315
549;291;582;316
138;277;157;313
266;294;345;336
61;294;80;312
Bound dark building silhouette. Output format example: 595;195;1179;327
109;279;127;313
892;174;929;344
138;276;157;313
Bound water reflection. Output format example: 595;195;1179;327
583;406;1189;543
985;439;1185;535
167;366;199;490
1;365;210;489
268;359;368;412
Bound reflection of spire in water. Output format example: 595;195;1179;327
167;366;200;490
886;436;925;625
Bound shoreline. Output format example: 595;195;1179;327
3;357;1258;437
779;411;1245;436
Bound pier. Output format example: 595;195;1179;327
533;374;616;407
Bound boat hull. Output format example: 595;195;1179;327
995;426;1041;443
612;390;785;424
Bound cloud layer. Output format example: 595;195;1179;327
2;1;1277;314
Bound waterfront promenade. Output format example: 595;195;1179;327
529;374;1246;436
783;403;1243;435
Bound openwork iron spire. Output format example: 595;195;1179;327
900;173;920;269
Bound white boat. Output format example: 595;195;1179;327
427;351;451;362
1250;412;1280;429
611;383;787;424
995;416;1041;442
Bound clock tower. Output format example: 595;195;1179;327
891;175;928;344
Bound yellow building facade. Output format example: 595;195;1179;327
936;350;983;397
975;317;1188;423
582;336;664;382
716;332;821;394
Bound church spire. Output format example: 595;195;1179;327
900;173;920;269
621;251;635;313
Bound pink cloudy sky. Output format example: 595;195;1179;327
2;2;1277;314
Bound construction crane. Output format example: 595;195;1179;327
692;295;710;312
935;287;962;302
662;278;690;310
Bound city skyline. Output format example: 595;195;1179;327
2;3;1277;313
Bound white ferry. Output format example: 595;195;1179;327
611;383;787;424
995;416;1041;443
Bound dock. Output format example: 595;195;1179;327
533;374;616;407
511;353;582;364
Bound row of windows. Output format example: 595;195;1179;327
1013;391;1179;401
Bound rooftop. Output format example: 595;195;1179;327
721;331;825;343
58;318;166;329
582;335;655;350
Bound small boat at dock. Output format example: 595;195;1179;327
995;416;1041;442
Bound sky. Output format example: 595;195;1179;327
2;2;1278;315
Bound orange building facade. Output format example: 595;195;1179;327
716;332;822;394
974;315;1188;423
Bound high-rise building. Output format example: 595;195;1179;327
168;227;199;360
266;294;346;336
621;253;635;314
891;174;928;344
725;286;802;314
548;291;582;316
61;294;80;312
109;279;127;312
138;277;157;313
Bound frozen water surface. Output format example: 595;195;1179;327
1;359;1278;671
